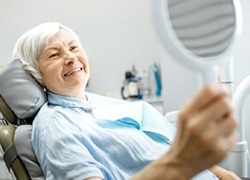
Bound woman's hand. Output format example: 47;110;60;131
169;85;239;178
132;85;239;180
209;165;241;180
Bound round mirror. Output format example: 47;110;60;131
154;0;241;84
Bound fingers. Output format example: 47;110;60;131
190;96;233;131
213;115;239;156
178;85;232;132
185;85;237;147
210;131;239;162
170;84;239;176
180;85;229;117
217;115;238;136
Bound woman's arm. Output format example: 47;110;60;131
132;85;238;179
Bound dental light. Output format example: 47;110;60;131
154;0;249;177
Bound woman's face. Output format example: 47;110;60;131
38;30;90;99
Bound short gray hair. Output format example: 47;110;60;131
13;22;82;85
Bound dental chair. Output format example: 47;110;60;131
0;59;46;180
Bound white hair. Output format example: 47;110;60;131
13;22;82;84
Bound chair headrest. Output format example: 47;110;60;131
0;59;47;123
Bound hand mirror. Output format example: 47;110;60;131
153;0;248;177
154;0;242;84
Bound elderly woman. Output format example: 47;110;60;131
13;22;239;180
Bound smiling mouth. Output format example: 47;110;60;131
64;68;82;76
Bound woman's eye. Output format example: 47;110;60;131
48;53;59;58
70;46;78;51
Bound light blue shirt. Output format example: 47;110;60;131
32;92;218;180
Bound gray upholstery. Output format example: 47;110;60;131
0;59;46;120
0;59;46;179
14;125;44;179
0;125;31;180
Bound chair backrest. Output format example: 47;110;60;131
0;94;34;179
0;98;45;179
0;59;47;179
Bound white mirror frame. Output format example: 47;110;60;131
154;0;242;84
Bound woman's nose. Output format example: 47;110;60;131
64;52;76;65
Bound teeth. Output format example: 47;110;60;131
64;68;81;76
